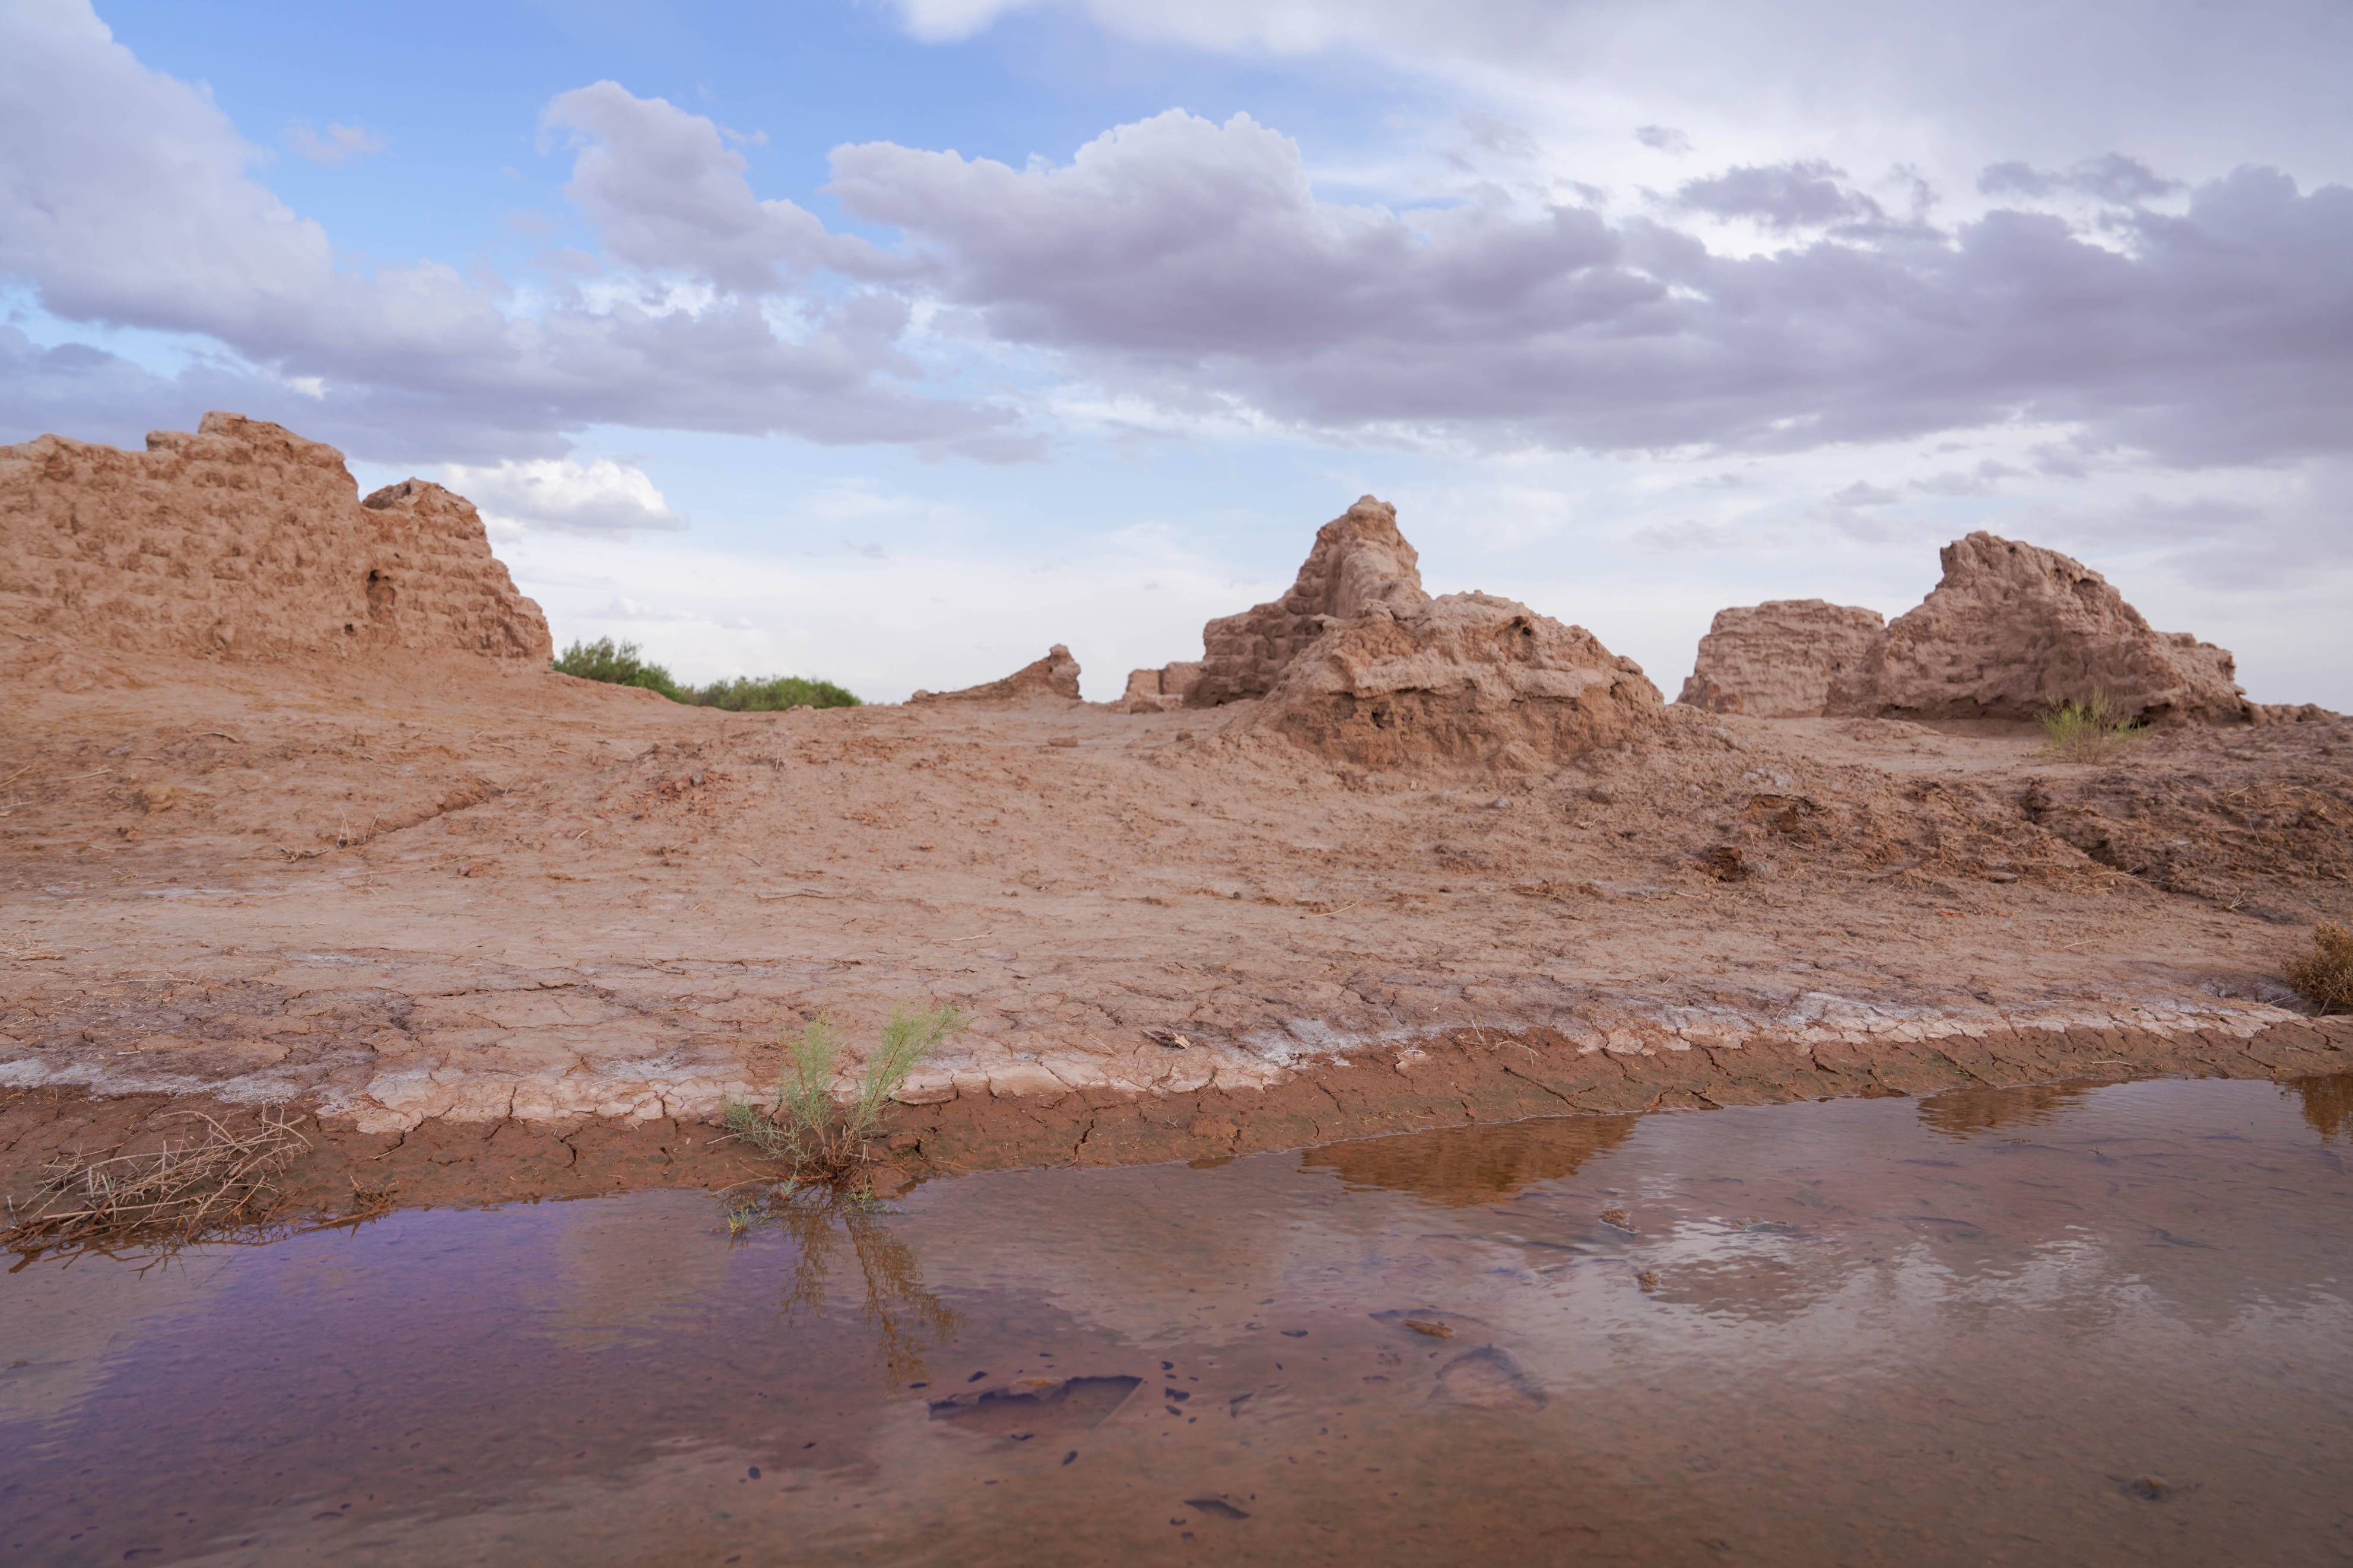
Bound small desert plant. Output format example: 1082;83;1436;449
2284;922;2353;1015
2039;692;2144;764
725;1006;965;1183
4;1106;309;1257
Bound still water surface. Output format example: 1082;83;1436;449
5;1074;2351;1566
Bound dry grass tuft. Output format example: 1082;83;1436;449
2040;693;2144;764
2284;922;2353;1015
4;1105;309;1257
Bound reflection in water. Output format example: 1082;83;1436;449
2;1074;2350;1568
1300;1111;1635;1204
1917;1079;2093;1138
2289;1072;2353;1142
731;1184;960;1389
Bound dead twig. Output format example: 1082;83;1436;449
4;1106;310;1257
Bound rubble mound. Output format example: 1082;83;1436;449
0;412;551;663
1252;591;1663;770
1189;496;1428;707
1678;600;1887;717
1827;533;2246;723
913;644;1082;705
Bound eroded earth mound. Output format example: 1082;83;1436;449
914;643;1082;704
1251;590;1664;770
1678;600;1888;718
1187;496;1429;707
0;412;550;666
1827;532;2246;723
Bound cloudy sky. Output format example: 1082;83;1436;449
5;0;2348;704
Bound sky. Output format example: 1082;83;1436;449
4;0;2348;705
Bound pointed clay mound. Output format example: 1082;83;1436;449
1188;495;1428;707
913;644;1082;705
1678;600;1887;718
0;412;550;663
1252;591;1663;771
1827;532;2246;723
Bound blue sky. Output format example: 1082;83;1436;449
5;0;2349;703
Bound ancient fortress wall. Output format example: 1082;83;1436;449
0;412;550;663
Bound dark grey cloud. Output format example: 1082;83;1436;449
828;112;2353;468
1635;125;1692;155
1674;160;1881;229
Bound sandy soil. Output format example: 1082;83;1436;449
2;651;2348;1197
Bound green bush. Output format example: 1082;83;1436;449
724;1006;966;1184
2038;692;2142;764
552;638;859;709
692;675;860;711
552;637;685;701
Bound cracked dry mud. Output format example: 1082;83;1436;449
2;651;2349;1208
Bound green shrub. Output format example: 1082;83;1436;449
692;675;860;711
552;638;859;710
724;1006;966;1184
2039;692;2143;764
552;637;685;701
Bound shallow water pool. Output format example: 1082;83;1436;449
5;1074;2351;1566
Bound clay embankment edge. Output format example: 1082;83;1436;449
5;1013;2345;1220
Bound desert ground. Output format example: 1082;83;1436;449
2;415;2348;1214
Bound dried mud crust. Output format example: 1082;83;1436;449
1;654;2348;1169
4;1019;2346;1223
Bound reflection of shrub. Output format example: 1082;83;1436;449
2038;692;2143;764
552;638;859;709
725;1006;965;1184
2284;922;2353;1015
720;1183;961;1388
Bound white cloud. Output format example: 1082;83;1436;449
0;4;1023;465
439;456;685;536
284;120;386;166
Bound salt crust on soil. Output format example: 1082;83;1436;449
2;428;2349;1149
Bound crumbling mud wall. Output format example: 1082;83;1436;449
1120;661;1202;713
1188;495;1429;707
1826;533;2247;723
1678;600;1887;717
0;412;551;663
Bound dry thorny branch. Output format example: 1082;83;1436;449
4;1105;312;1258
